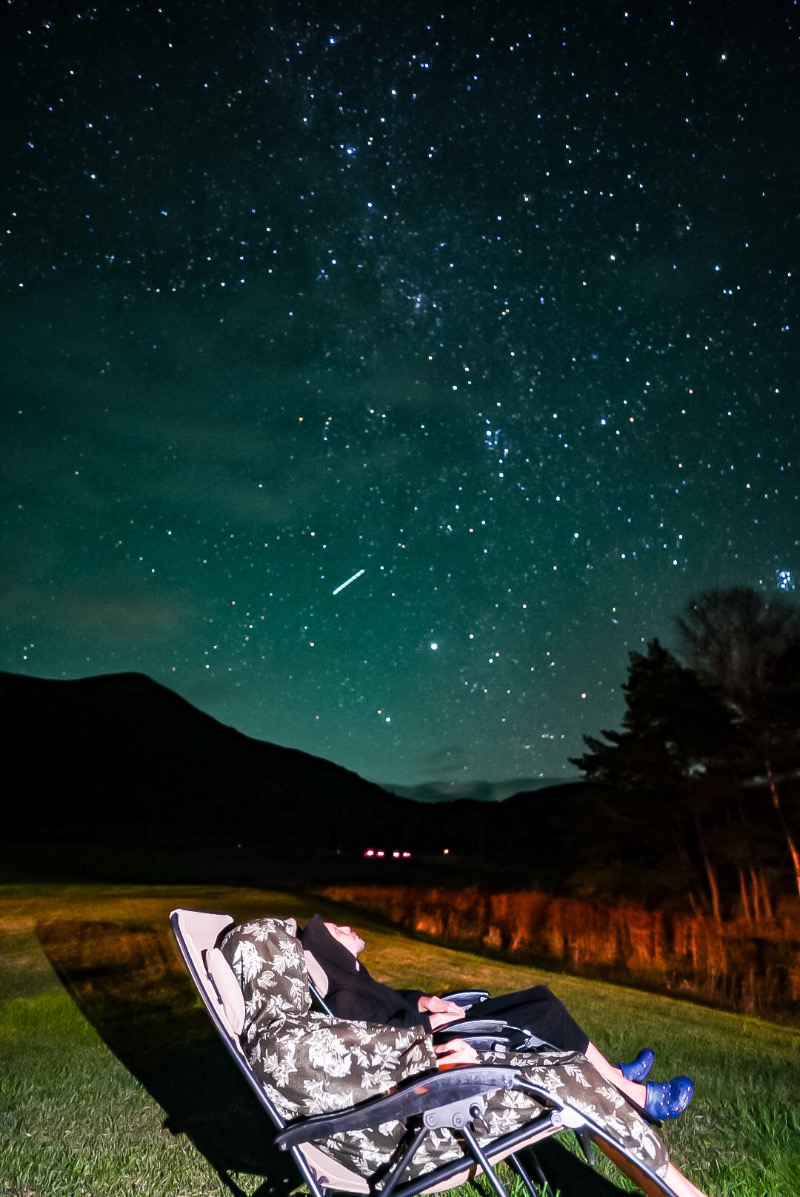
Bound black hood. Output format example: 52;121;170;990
299;913;428;1029
299;914;361;994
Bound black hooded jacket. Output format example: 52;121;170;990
299;914;433;1030
298;914;590;1052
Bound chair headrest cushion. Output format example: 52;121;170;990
207;946;246;1035
302;947;329;997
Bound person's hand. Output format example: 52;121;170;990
418;994;464;1028
434;1038;481;1068
419;995;465;1015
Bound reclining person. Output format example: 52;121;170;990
222;916;709;1197
299;915;694;1122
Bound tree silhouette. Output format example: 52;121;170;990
675;587;800;898
573;640;732;784
571;590;800;913
571;639;738;916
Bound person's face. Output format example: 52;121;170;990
324;922;366;957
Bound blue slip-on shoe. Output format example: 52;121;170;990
645;1076;695;1121
617;1048;655;1082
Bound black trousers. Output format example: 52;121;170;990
471;986;590;1053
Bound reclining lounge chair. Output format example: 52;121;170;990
170;908;681;1197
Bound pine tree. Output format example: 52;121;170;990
676;587;800;898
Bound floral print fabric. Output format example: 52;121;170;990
220;918;669;1181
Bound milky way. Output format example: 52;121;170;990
1;1;797;790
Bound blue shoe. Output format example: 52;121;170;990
617;1048;655;1082
645;1076;695;1121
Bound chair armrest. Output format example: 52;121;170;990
434;1020;553;1053
274;1065;524;1148
441;989;489;1007
434;1018;510;1036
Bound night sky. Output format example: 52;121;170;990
1;1;797;792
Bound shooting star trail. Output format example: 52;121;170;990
332;568;365;596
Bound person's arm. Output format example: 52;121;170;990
248;1011;438;1117
396;988;426;1005
333;986;429;1029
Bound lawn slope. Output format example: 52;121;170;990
1;883;798;1196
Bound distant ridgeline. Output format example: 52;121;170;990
2;670;798;935
321;884;800;1019
0;670;581;874
0;670;419;853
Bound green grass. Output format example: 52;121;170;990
1;883;798;1197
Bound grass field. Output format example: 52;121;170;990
1;882;798;1197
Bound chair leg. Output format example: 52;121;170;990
459;1125;511;1197
575;1128;595;1164
508;1148;549;1197
379;1126;431;1197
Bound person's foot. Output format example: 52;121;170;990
617;1048;655;1082
645;1076;695;1120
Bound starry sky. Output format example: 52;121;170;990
1;0;797;793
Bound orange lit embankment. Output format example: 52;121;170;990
321;884;800;1016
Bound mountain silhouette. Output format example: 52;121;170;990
1;670;413;847
0;670;587;886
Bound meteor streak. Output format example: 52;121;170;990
332;568;365;596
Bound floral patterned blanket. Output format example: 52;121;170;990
220;917;669;1182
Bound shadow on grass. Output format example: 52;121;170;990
518;1140;635;1195
35;918;634;1197
36;917;293;1197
